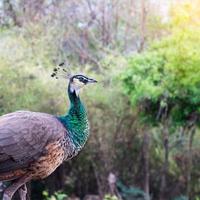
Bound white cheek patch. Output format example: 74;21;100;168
70;79;85;96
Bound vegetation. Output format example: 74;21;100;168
43;191;67;200
0;0;199;200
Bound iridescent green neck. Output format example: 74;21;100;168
58;84;89;149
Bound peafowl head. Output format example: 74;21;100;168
69;74;97;96
51;63;97;96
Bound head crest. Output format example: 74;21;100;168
51;62;71;80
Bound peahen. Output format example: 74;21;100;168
0;66;97;200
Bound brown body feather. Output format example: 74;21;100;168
0;111;70;181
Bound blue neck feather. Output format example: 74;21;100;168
58;84;89;149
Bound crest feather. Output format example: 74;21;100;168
51;62;71;80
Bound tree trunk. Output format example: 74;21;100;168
3;0;21;26
159;125;169;200
138;0;147;52
186;125;196;200
143;131;151;200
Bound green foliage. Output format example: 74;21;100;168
43;191;67;200
104;194;119;200
0;28;67;115
121;20;200;126
120;2;200;199
116;181;146;200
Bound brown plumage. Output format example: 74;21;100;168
0;111;70;199
0;111;66;174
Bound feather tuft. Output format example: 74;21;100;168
51;62;71;80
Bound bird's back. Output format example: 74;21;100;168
0;111;68;181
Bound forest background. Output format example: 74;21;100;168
0;0;200;200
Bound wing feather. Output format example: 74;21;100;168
0;111;66;173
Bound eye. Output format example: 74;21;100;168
79;77;88;84
79;77;84;82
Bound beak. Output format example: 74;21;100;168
87;78;97;84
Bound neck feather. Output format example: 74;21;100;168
58;83;89;149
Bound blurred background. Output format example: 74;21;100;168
0;0;200;200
